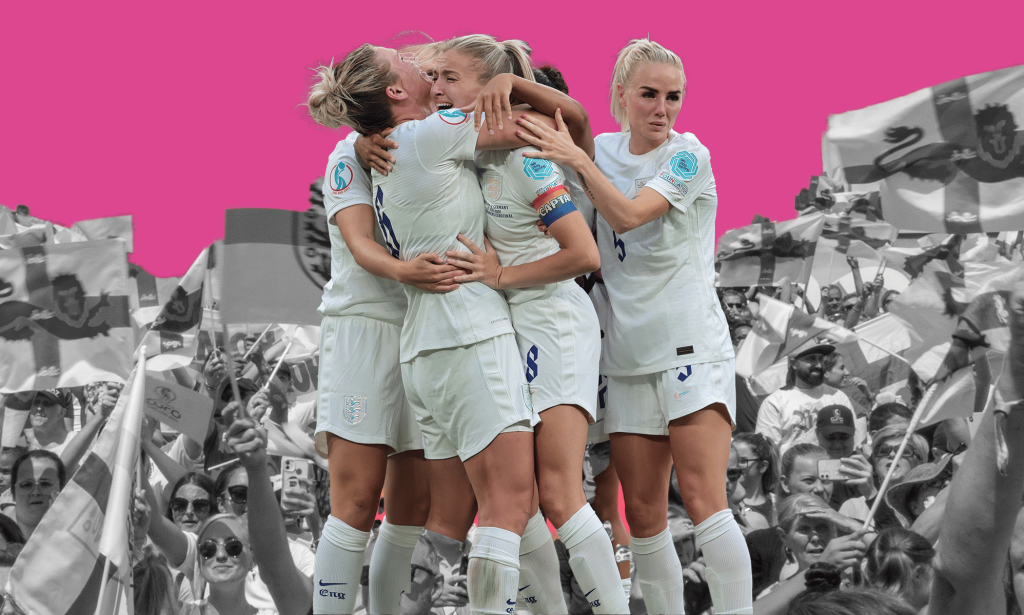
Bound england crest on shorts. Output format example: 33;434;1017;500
293;207;331;289
343;395;367;425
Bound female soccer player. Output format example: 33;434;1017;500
432;35;626;614
516;38;754;614
308;40;588;614
308;41;469;615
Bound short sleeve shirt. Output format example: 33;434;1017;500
319;132;407;326
593;131;733;376
371;110;514;362
475;146;579;305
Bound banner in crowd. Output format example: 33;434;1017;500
222;207;328;326
825;65;1024;233
0;239;133;391
716;213;825;288
735;295;855;378
128;263;181;343
6;366;146;615
141;244;216;371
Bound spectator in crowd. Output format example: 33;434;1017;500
732;433;779;526
868;403;913;438
167;377;259;474
0;447;27;496
863;527;935;611
722;289;753;328
185;513;257;615
21;390;74;455
400;533;445;615
813;406;875;508
0;514;25;551
133;544;185;615
8;449;66;539
880;290;900;314
786;586;917;615
166;472;218;533
884;453;954;528
732;324;752;350
821;352;873;410
751;494;869;613
730;444;769;532
756;345;854;454
777;444;833;505
817;286;845;323
839;426;929;530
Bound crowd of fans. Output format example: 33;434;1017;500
3;165;1024;614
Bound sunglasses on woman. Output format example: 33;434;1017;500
198;537;245;560
170;497;212;516
227;485;248;505
874;443;916;460
726;469;743;482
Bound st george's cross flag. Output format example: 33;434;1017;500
141;244;216;371
716;214;825;288
221;207;328;326
826;65;1024;233
735;295;857;377
127;263;181;344
5;365;146;615
0;240;133;392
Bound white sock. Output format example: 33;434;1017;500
695;510;753;615
516;512;567;614
314;516;370;615
468;526;521;615
368;519;424;615
630;528;685;615
557;505;628;615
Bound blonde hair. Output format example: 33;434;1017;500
609;38;686;131
307;43;397;134
439;34;535;83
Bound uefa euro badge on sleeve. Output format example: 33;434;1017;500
343;395;367;425
669;151;699;181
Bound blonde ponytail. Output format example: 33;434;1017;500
307;44;397;135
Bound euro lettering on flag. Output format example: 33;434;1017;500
0;240;133;392
716;214;825;288
735;295;854;377
222;207;328;326
5;365;147;615
826;65;1024;233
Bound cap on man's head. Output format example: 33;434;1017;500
792;343;836;360
816;404;855;435
33;389;74;411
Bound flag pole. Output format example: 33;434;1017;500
262;339;295;392
94;355;147;615
242;324;274;360
861;381;936;530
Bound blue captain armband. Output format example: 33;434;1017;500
532;185;577;227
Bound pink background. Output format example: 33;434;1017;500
2;1;1023;277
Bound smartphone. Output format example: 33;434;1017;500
817;458;847;482
281;456;313;491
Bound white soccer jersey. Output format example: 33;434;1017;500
475;147;580;305
319;132;407;326
371;110;514;362
593;131;733;376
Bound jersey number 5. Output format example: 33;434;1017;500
374;186;401;258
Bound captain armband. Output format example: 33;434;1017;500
532;185;577;227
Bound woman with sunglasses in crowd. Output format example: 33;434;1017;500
9;449;65;540
182;514;259;615
516;37;752;614
166;473;218;533
143;402;314;615
838;426;928;531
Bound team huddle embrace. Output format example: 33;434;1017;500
305;34;750;615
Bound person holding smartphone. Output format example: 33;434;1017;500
813;405;875;509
